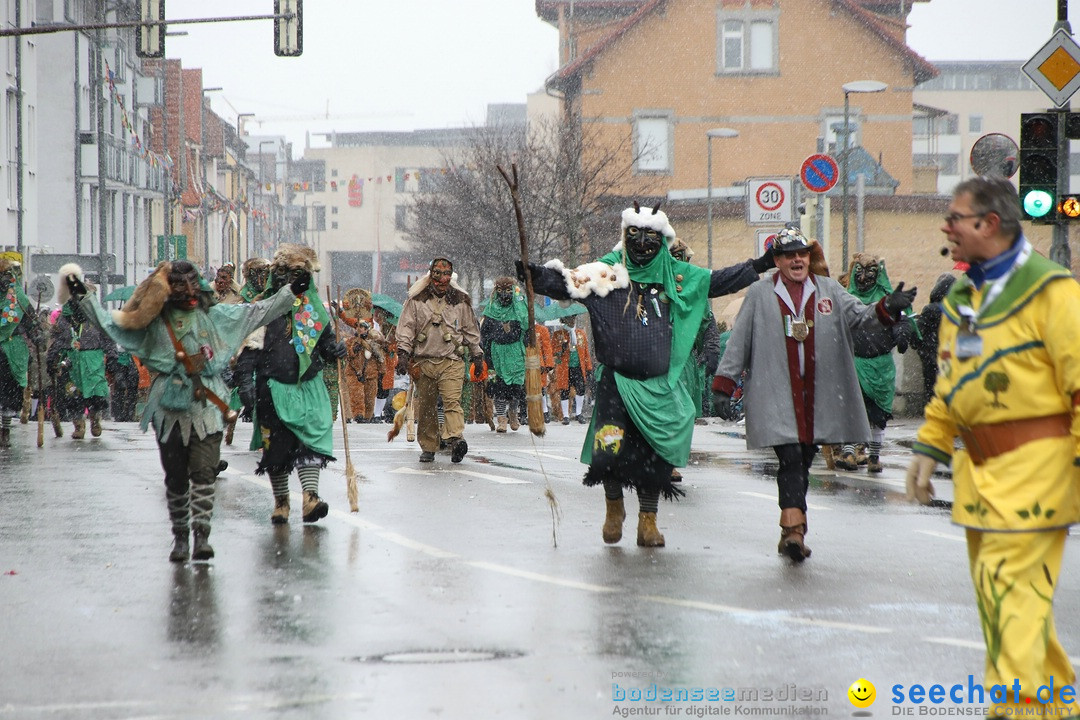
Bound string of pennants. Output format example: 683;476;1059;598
288;167;458;193
103;59;173;172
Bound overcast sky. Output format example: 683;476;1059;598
166;0;1080;153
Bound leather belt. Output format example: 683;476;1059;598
958;414;1071;466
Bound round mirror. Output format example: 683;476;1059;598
970;133;1019;178
31;275;55;303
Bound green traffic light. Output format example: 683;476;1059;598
1023;189;1054;218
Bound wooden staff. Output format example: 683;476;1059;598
327;284;359;512
32;284;46;448
497;163;545;437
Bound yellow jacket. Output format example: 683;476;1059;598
914;250;1080;530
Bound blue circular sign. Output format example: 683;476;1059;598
800;154;839;193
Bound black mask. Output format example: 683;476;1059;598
0;271;12;295
854;263;879;293
495;290;513;306
167;262;203;311
625;226;663;266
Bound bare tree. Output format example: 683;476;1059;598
407;113;657;294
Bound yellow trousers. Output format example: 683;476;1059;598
966;528;1076;716
414;357;465;454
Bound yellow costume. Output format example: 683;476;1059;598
913;247;1080;715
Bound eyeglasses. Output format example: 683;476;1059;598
944;212;985;226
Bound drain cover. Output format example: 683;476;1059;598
350;649;523;664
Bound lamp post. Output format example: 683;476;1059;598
257;140;275;256
706;128;739;268
840;80;887;270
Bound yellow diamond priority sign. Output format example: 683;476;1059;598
1024;29;1080;107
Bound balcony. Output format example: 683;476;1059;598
80;134;166;192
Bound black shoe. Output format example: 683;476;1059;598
561;417;570;425
419;451;436;462
169;531;190;563
543;412;551;423
577;415;588;425
216;460;228;475
450;439;468;464
191;528;214;561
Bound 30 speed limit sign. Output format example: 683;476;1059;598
746;177;794;225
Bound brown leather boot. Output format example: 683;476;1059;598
302;490;329;523
778;508;811;561
509;407;520;431
636;512;665;547
496;416;508;433
833;451;858;471
602;497;626;544
866;455;883;474
270;495;290;525
90;412;103;437
169;528;190;563
71;417;86;440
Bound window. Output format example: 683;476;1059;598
634;114;671;173
395;205;408;231
331;221;338;230
331;205;338;214
969;114;983;133
331;168;338;177
717;9;778;74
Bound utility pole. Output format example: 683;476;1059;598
1051;0;1073;268
95;4;109;297
14;0;23;256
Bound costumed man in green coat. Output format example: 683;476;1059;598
252;244;347;526
0;256;37;446
481;277;528;433
519;203;772;547
66;258;306;562
833;253;918;473
49;264;114;440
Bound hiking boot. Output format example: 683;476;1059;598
419;451;435;462
496;416;508;433
833;452;858;471
191;526;214;561
302;491;329;523
778;508;811;562
866;455;883;474
271;495;290;525
71;418;86;440
90;412;103;437
636;512;665;547
169;529;190;563
602;497;626;544
450;438;468;464
509;408;520;431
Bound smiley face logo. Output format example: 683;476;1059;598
848;678;876;708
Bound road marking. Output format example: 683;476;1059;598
513;450;577;462
917;530;965;543
639;595;891;634
467;561;615;593
739;491;830;511
456;469;531;485
390;466;436;476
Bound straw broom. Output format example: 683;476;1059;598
496;163;545;437
327;284;359;512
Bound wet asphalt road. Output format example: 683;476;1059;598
1;416;1078;719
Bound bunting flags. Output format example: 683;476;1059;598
103;59;172;172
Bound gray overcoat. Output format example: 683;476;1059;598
716;273;889;449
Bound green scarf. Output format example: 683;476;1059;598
240;281;262;303
582;249;712;467
286;287;331;381
483;286;529;385
0;285;31;343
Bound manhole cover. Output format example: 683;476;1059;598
349;649;524;664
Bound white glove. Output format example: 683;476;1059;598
905;455;937;505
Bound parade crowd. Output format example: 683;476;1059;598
2;177;1079;714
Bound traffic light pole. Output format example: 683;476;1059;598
1052;1;1072;268
1053;104;1071;268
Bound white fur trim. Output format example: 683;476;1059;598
407;271;466;299
57;263;84;305
543;259;629;299
620;206;675;239
243;326;266;351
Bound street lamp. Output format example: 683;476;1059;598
840;80;887;270
706;128;739;268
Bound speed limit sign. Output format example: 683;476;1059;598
746;177;794;225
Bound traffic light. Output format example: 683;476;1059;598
1061;195;1080;219
1018;112;1059;222
274;0;303;57
137;0;165;59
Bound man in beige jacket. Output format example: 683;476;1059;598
395;258;484;463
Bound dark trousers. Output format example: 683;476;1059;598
157;426;221;532
774;442;817;512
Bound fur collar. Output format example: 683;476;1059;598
407;273;470;305
542;259;629;299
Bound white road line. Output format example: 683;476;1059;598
456;469;531;485
917;529;966;543
389;466;436;476
739;491;830;511
512;450;577;462
639;595;892;634
467;561;616;593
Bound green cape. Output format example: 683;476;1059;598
581;249;711;467
483;287;528;385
